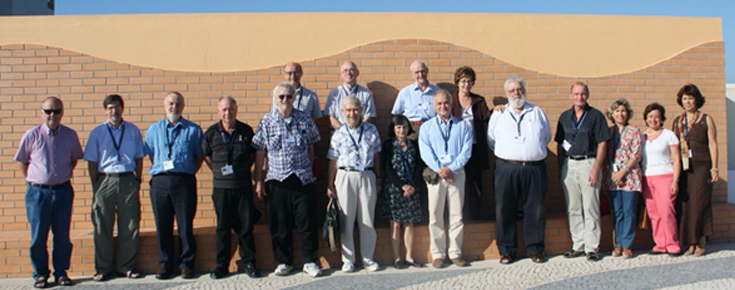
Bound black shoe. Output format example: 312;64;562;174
563;249;585;258
242;262;260;278
210;268;228;279
155;268;174;280
649;250;666;255
181;268;195;279
586;252;601;261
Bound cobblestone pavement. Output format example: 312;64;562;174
1;242;733;289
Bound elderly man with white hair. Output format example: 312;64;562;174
487;76;551;265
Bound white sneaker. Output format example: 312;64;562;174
363;258;380;272
303;262;322;277
341;261;355;272
274;264;293;276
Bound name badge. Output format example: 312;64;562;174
439;154;452;166
612;164;619;172
514;136;524;143
221;164;234;176
418;102;425;109
688;149;693;158
354;163;365;171
562;140;572;151
110;164;125;173
284;135;295;143
162;160;174;171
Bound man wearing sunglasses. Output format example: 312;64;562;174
253;82;322;277
323;61;376;130
83;94;145;281
143;91;204;279
15;97;83;288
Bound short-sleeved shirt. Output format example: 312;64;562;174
327;122;381;168
83;120;144;173
252;109;321;184
14;123;83;185
418;115;473;172
202;120;256;189
323;84;377;124
144;117;203;175
271;86;322;119
606;125;643;191
554;105;611;157
391;82;439;121
487;102;551;161
641;128;679;176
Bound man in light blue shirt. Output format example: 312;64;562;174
143;91;204;280
84;94;145;281
418;89;473;269
392;60;439;139
323;61;377;129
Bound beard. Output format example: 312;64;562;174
509;94;526;109
167;112;181;123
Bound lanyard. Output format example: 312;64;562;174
509;111;527;136
164;123;181;160
683;112;698;141
295;87;303;109
569;108;588;141
220;129;237;164
341;84;357;96
106;122;125;162
347;124;364;164
437;117;453;153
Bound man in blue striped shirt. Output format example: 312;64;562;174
418;89;473;269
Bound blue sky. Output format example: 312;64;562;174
57;0;734;83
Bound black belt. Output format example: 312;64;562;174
153;172;192;177
28;180;70;189
102;172;134;177
338;166;373;172
499;158;544;166
568;155;594;160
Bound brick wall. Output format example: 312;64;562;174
0;39;729;277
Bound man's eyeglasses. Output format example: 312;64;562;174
278;94;294;100
42;109;62;115
284;71;301;75
506;88;524;93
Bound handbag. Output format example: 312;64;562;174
636;195;649;229
322;197;340;252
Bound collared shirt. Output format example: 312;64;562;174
14;123;83;185
418;115;473;172
83;120;144;173
252;109;321;184
327;121;381;168
144;117;203;175
323;84;377;124
487;102;551;161
554;105;611;157
203;120;256;188
271;86;322;119
391;82;439;121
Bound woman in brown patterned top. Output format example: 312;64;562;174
672;84;719;256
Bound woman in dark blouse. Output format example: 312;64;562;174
380;115;424;269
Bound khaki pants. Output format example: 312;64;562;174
561;158;601;253
335;170;378;263
426;170;466;260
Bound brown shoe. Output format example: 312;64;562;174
450;257;469;267
432;258;446;268
155;268;174;280
180;268;195;279
612;247;622;257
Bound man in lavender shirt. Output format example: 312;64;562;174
14;96;83;288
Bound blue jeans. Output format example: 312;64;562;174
608;190;638;248
25;183;74;278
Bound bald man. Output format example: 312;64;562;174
144;91;204;280
323;61;377;129
392;60;440;139
274;62;322;119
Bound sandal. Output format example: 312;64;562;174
124;270;142;279
499;254;514;265
563;249;585;258
33;274;49;289
55;275;73;286
612;247;622;257
683;245;695;255
92;273;112;282
393;259;406;269
693;246;706;257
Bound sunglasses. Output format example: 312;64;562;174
278;94;294;100
42;109;62;115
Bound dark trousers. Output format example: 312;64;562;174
150;174;197;270
494;159;547;255
265;174;318;265
25;183;74;279
463;153;485;221
212;186;256;268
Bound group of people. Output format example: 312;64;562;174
13;59;718;288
